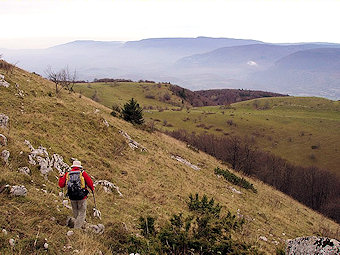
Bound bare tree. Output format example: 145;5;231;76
45;66;77;95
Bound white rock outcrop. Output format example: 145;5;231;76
85;223;105;235
229;186;242;194
171;155;200;171
94;180;123;197
0;134;7;146
286;236;340;255
102;119;109;127
0;114;9;129
24;140;71;177
10;185;27;196
1;150;10;163
0;75;10;88
18;166;30;175
119;130;147;152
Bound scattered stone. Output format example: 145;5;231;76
171;155;200;170
0;134;7;146
15;84;25;98
44;242;49;249
9;238;15;247
67;230;74;236
0;75;10;88
85;223;105;234
94;109;100;114
119;130;147;152
286;236;340;255
236;209;244;219
10;185;27;196
259;236;268;242
229;186;242;194
1;150;10;163
0;114;9;129
272;240;279;245
18;166;30;175
2;229;7;235
94;180;123;197
102;119;109;127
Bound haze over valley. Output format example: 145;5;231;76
2;37;340;99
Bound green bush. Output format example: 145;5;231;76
117;194;260;255
215;167;257;193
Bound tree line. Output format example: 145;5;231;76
167;129;340;223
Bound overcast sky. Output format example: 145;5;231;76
1;0;340;49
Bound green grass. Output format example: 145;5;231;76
74;82;187;109
0;66;339;254
74;82;340;176
145;97;340;176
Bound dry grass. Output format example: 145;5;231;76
0;65;339;254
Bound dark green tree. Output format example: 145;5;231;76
121;98;144;125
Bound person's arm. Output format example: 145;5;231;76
58;173;67;188
82;171;94;191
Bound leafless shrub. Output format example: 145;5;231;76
45;66;77;95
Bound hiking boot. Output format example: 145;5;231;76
66;216;75;228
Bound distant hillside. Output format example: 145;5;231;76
195;89;288;105
175;43;326;69
249;48;340;98
2;37;340;99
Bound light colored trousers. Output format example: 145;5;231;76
70;199;87;229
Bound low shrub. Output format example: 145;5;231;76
214;167;257;193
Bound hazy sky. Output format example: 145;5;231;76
1;0;340;49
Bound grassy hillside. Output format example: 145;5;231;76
74;81;189;109
0;65;339;254
74;82;340;176
146;97;340;176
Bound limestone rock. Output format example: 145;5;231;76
85;223;105;234
67;230;74;236
0;75;10;88
286;236;340;255
229;186;242;194
94;180;123;197
44;242;49;249
0;134;7;146
2;228;7;235
18;166;30;175
9;238;15;247
119;130;147;152
259;236;268;242
102;119;109;127
10;185;27;196
15;83;25;98
0;114;9;129
1;150;10;163
52;154;70;174
171;155;200;171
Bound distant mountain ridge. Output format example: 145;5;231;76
1;37;340;99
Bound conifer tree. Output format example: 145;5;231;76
121;98;144;125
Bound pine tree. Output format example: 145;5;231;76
121;98;144;125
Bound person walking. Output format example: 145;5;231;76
59;160;94;229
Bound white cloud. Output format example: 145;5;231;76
247;61;258;67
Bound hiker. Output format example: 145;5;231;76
58;160;94;229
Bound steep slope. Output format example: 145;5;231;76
0;64;339;254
